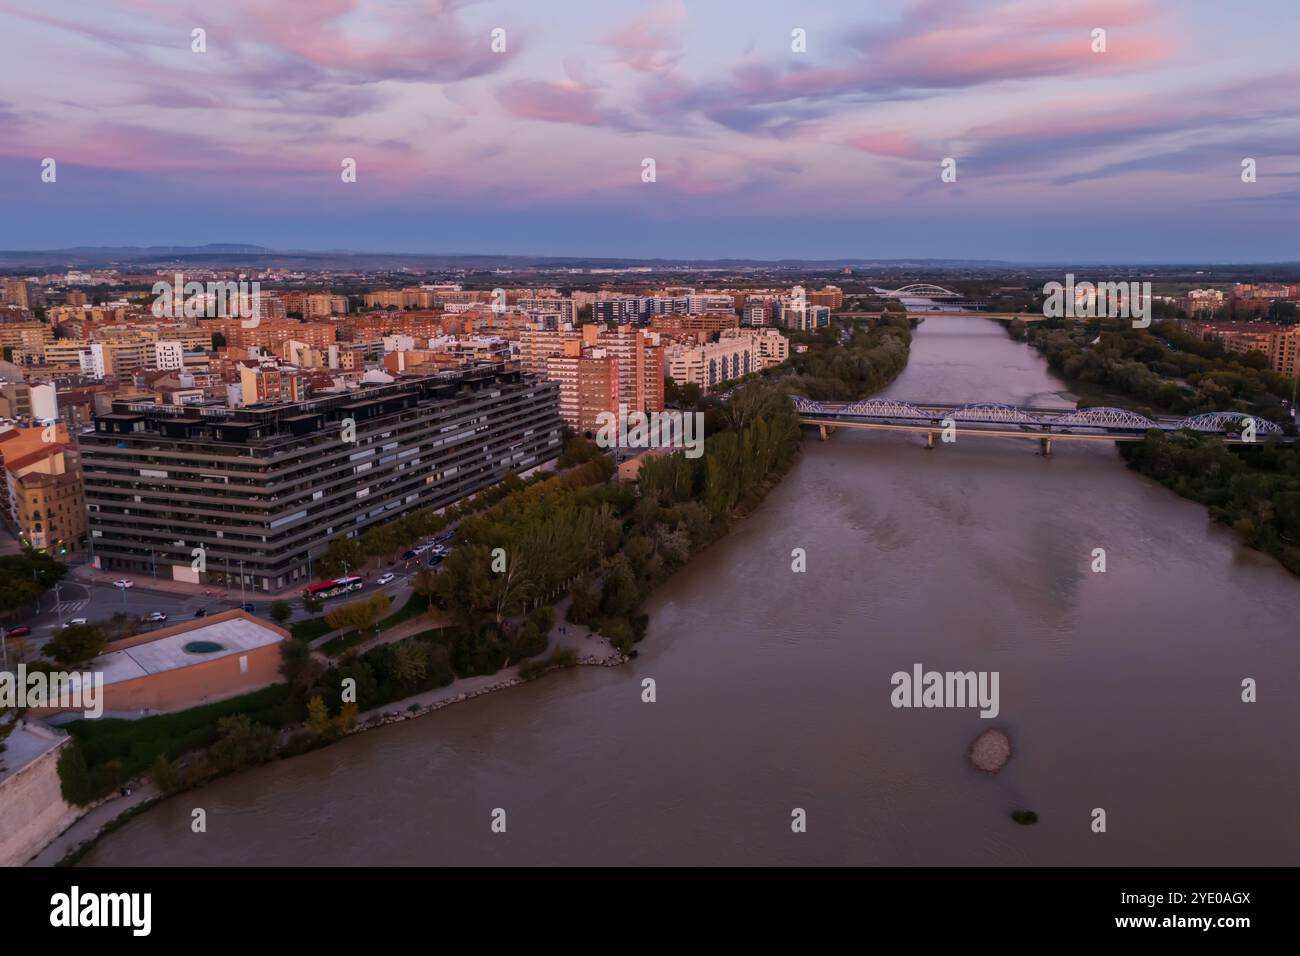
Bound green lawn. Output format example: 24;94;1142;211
63;684;300;797
290;617;331;642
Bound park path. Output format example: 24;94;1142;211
27;782;160;866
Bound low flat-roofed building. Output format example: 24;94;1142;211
29;609;288;717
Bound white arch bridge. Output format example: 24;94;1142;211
792;397;1293;455
875;284;963;298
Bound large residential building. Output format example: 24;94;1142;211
199;318;337;352
721;327;790;367
1;279;32;309
303;294;349;318
666;330;788;393
806;286;844;310
777;301;831;331
1185;321;1300;377
0;381;58;421
519;323;581;374
0;322;54;358
0;423;85;553
581;325;664;414
78;364;562;592
545;342;619;434
648;312;739;340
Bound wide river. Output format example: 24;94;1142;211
82;317;1299;866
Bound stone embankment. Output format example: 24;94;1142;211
356;653;627;731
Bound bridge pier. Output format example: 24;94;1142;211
1040;436;1052;457
925;431;935;450
818;424;837;441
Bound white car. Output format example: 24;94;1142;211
377;572;396;585
146;611;168;623
112;579;134;589
63;617;88;628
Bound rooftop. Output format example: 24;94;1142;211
90;610;286;686
0;720;67;786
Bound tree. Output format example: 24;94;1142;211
411;570;439;610
149;754;180;795
279;638;323;698
57;742;95;805
45;623;107;666
268;600;293;625
318;535;366;578
390;640;427;686
0;549;67;613
306;695;332;735
325;592;390;637
336;702;359;733
210;714;276;771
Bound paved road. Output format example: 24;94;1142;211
4;564;430;655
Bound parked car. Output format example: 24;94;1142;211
433;531;454;545
6;625;32;637
427;553;444;568
145;611;168;623
412;544;430;555
63;617;88;628
112;578;134;589
377;572;395;585
194;608;208;618
400;550;418;561
238;603;255;613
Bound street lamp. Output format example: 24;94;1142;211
53;582;63;627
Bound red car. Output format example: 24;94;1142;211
6;625;31;637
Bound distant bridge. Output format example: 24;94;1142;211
838;311;1055;322
794;398;1292;455
875;284;963;298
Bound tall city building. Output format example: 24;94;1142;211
79;365;562;592
519;322;581;374
581;325;664;414
545;341;619;434
1;279;31;309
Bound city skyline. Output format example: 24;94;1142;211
2;0;1300;261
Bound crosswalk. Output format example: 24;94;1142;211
55;600;88;614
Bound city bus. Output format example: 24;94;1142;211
302;576;363;601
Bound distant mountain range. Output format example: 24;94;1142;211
0;245;1296;273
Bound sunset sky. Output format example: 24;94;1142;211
1;0;1297;261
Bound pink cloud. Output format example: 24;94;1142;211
497;80;608;126
846;131;933;161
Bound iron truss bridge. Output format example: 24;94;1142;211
792;397;1293;453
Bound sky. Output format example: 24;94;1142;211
0;0;1298;262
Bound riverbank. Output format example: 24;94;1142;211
42;635;627;866
1007;318;1300;577
71;315;1300;868
48;331;919;866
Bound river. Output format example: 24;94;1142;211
80;316;1300;866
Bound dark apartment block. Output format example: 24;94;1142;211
78;364;562;593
